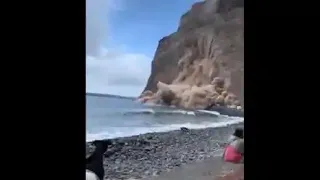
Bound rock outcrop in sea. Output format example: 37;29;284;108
138;0;244;111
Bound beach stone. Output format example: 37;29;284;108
180;127;190;132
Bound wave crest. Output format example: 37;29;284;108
123;109;196;116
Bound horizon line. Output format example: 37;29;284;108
86;92;136;99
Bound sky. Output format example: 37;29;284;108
86;0;202;97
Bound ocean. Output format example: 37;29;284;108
86;94;244;142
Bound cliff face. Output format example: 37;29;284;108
143;0;244;105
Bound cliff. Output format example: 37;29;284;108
140;0;244;110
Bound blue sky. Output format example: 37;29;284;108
86;0;201;96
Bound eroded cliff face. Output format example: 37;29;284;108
141;0;244;109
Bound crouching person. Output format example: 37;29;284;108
223;128;244;164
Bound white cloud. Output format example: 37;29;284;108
86;0;108;56
86;0;151;96
86;0;125;56
86;49;151;97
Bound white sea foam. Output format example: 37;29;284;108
86;116;243;142
123;109;196;116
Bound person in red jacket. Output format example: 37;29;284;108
223;128;244;164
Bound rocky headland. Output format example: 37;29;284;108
138;0;244;113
